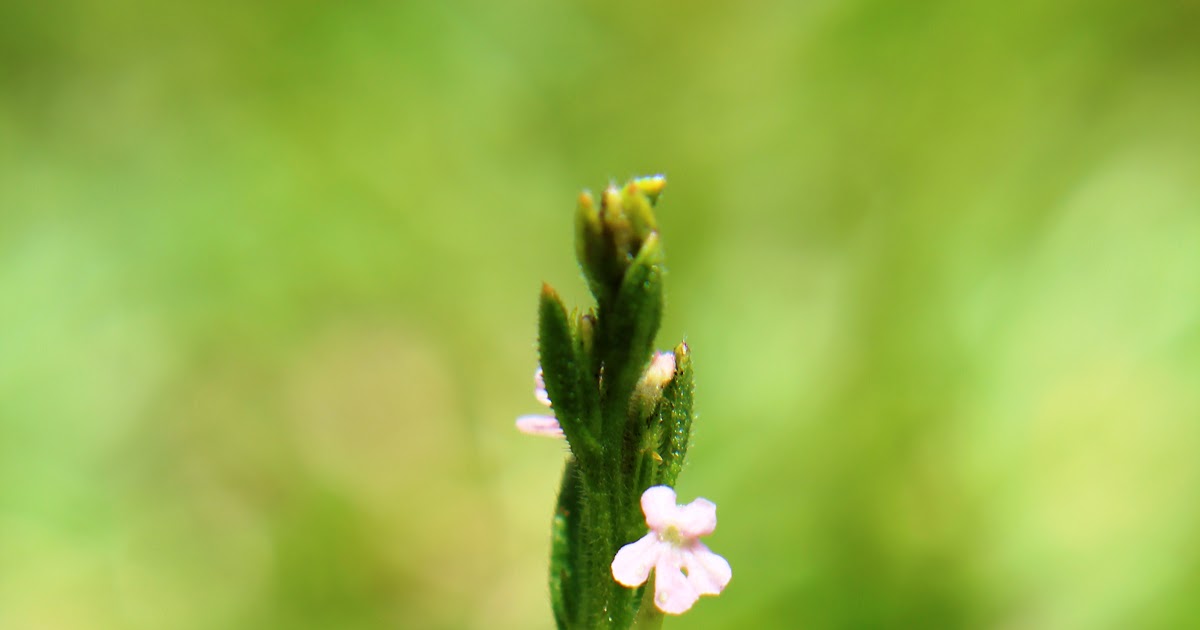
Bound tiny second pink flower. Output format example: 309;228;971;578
641;351;677;390
611;485;732;615
515;414;563;437
516;368;564;438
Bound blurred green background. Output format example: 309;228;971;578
3;1;1200;628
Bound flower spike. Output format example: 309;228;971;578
518;177;723;627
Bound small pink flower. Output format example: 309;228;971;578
533;367;552;407
639;351;676;392
515;368;564;438
631;351;676;414
611;486;731;615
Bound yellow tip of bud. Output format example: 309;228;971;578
633;175;667;198
601;185;622;214
578;190;596;212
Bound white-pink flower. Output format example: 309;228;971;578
636;351;676;395
515;368;564;438
611;485;732;615
643;351;676;388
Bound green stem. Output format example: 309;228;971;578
631;584;665;630
582;478;612;629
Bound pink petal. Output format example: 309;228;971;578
515;414;563;438
642;351;677;388
611;532;662;587
534;368;551;407
652;549;700;614
681;542;731;596
676;497;718;538
640;486;680;532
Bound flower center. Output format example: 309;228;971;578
660;525;685;546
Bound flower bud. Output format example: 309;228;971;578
575;190;602;271
641;351;677;392
622;181;657;245
601;184;636;263
576;190;615;301
630;350;678;421
577;310;596;366
573;176;668;307
633;174;666;205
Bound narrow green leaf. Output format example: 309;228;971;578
539;283;598;459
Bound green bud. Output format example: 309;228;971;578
600;185;636;265
573;177;669;310
633;174;666;205
575;191;601;265
599;183;623;215
577;310;596;376
539;283;600;460
630;351;677;424
621;181;657;247
574;191;608;298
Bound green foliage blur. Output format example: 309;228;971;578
3;1;1199;628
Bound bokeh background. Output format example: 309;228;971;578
3;1;1200;628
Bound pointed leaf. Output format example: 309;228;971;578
539;284;598;458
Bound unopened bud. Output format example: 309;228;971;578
633;174;666;205
575;191;601;263
600;184;623;216
601;184;635;262
576;190;610;296
622;181;657;245
641;351;677;391
630;350;678;420
572;176;668;307
577;310;596;360
672;341;690;374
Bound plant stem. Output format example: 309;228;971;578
631;584;665;630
